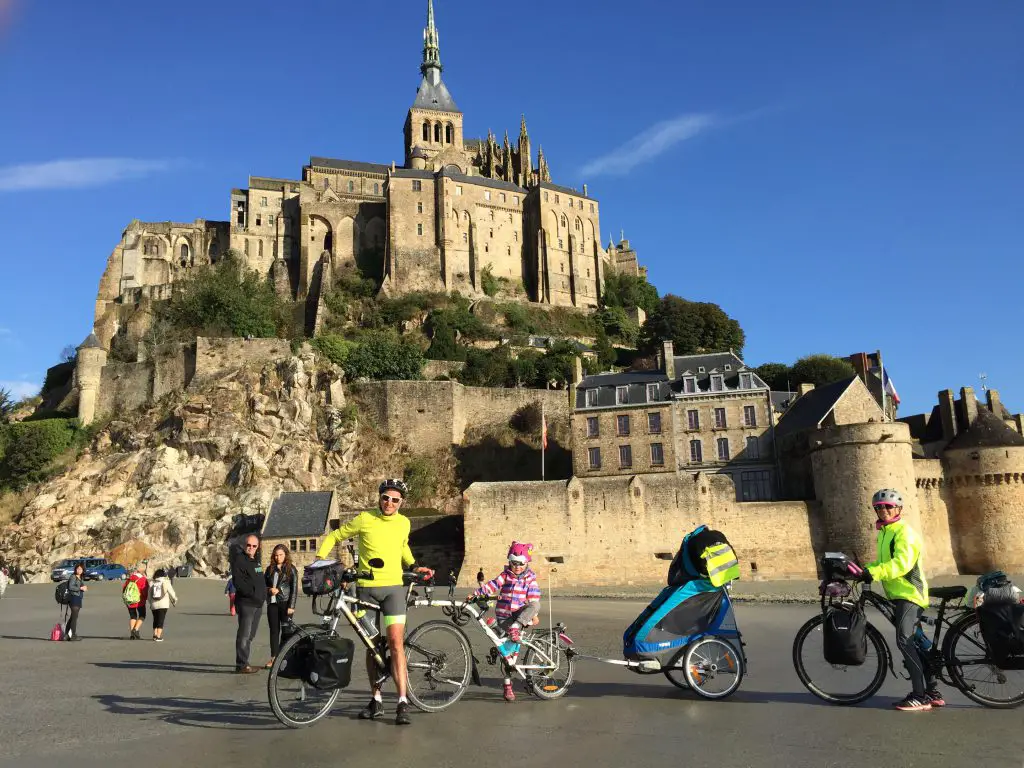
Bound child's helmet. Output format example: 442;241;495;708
508;541;533;565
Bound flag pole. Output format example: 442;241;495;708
541;401;546;481
878;349;887;421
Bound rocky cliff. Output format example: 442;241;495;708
0;350;454;581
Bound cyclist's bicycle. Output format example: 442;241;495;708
793;552;1024;708
432;575;575;699
267;561;473;728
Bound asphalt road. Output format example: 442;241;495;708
0;581;1021;768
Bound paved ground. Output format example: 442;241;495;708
0;580;1022;768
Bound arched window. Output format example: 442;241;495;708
347;180;354;193
489;210;494;221
434;123;441;143
422;121;430;141
209;242;219;261
258;240;263;258
560;215;568;229
324;231;333;253
445;123;453;144
575;219;582;231
180;244;189;263
244;239;250;256
373;183;379;195
463;211;469;221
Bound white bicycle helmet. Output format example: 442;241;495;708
379;478;409;497
871;488;903;507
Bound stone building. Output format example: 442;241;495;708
571;342;779;500
260;491;342;570
89;0;645;353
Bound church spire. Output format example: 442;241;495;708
421;0;442;78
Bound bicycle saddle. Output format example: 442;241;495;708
930;585;967;600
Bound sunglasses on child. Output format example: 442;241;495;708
381;494;403;505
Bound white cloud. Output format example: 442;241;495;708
579;113;718;177
0;380;40;400
0;158;175;192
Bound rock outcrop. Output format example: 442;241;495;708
0;349;419;581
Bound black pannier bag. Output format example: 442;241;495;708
977;602;1024;671
276;622;314;680
823;605;867;666
302;561;345;596
304;635;356;690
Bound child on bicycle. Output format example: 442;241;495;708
471;541;541;702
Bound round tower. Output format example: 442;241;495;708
75;333;108;427
410;146;428;171
944;408;1024;573
810;421;919;563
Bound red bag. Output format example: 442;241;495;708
50;623;64;642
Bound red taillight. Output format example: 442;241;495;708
558;632;574;645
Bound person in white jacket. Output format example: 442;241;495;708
0;567;9;599
148;568;179;642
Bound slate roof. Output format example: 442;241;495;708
539;181;591;200
670;352;766;394
771;390;797;413
249;176;300;192
773;377;857;440
392;168;434;180
575;370;671;410
262;492;334;538
945;408;1024;450
308;157;390;175
78;333;104;351
440;168;523;192
412;74;459;112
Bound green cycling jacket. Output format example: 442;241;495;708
866;519;929;608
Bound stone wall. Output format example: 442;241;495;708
358;380;571;452
97;360;154;419
422;360;465;380
460;473;821;589
192;338;292;385
914;459;957;575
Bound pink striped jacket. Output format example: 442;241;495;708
475;567;541;619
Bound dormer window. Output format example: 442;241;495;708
710;375;725;392
724;364;732;371
616;386;629;405
683;377;697;394
739;373;753;390
646;383;659;402
585;389;598;407
698;367;706;374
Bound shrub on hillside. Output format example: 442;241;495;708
602;272;659;314
341;331;424;381
403;455;437;505
311;335;357;368
0;418;80;489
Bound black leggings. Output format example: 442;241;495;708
152;608;168;630
267;602;291;657
65;605;81;639
893;599;934;695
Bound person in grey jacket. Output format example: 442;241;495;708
264;544;299;668
65;563;87;641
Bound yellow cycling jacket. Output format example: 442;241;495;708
316;510;415;587
866;519;929;608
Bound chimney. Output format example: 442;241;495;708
986;388;1002;416
797;382;815;397
960;386;979;430
570;355;584;409
582;183;588;197
938;389;958;443
662;340;675;380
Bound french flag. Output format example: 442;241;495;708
883;369;901;406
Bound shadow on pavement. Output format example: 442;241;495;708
92;660;237;675
179;612;234;617
92;693;280;729
1;634;125;642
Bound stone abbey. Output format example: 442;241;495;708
92;0;644;350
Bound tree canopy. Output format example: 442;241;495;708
601;272;659;314
754;355;856;392
639;295;745;356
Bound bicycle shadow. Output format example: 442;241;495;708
91;660;237;675
92;693;281;730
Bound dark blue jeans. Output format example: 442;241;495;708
235;600;262;669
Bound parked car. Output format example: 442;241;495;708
51;557;107;582
84;563;127;582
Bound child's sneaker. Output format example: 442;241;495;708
894;694;932;711
924;689;946;708
503;682;516;702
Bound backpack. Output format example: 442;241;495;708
150;580;164;601
667;526;738;587
122;579;141;605
823;605;868;666
55;581;72;606
977;602;1024;671
50;623;64;642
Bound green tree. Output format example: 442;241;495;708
424;312;465;361
595;306;639;346
0;388;15;423
311;334;356;368
789;354;857;388
754;362;791;391
536;340;579;389
592;327;616;370
508;351;541;388
480;264;499;298
341;331;424;381
639;295;745;356
602;272;659;314
0;418;79;489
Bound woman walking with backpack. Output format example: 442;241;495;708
123;563;149;640
264;544;298;668
148;568;178;642
65;562;87;641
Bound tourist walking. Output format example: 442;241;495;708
0;565;8;599
123;563;149;640
231;535;265;673
65;562;87;640
264;544;298;668
148;568;178;642
225;577;236;616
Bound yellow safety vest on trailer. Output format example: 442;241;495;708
702;543;740;587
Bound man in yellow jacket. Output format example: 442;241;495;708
315;479;433;726
858;488;944;711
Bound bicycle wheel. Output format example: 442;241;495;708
683;637;743;699
943;612;1024;709
521;633;575;700
267;629;341;728
405;620;472;712
663;647;690;690
792;614;888;705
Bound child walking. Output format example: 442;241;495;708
149;568;179;641
471;541;541;702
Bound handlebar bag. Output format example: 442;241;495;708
302;562;345;596
823;605;867;666
977;602;1024;671
304;636;356;690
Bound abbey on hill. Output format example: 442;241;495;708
92;0;645;351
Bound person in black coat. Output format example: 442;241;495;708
263;544;299;668
230;535;266;673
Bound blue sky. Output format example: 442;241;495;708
1;1;1021;417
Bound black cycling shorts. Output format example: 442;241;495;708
357;586;407;628
128;605;147;620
